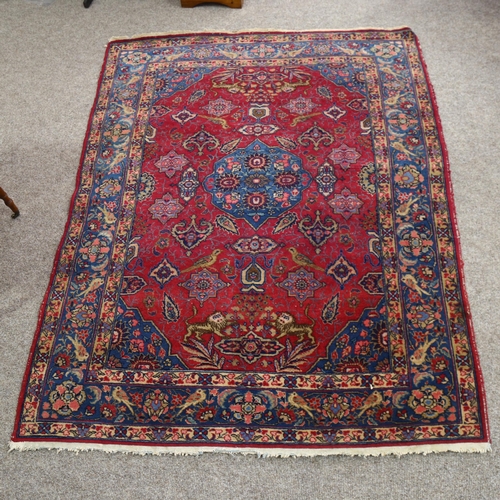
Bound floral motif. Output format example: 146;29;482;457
171;108;197;125
407;303;439;330
328;188;363;219
149;257;179;288
400;227;433;258
171;215;213;255
65;303;96;328
322;394;350;423
238;124;280;136
77;231;112;271
358;162;376;194
328;143;361;170
358;272;384;295
155;150;188;177
232;235;278;254
163;293;180;323
387;110;419;134
148;193;183;223
298;210;339;253
394;165;424;189
249;104;270;120
217;331;284;363
335;357;368;373
283;96;318;115
183;127;220;155
326;253;357;288
143;390;170;421
48;380;86;416
203;98;237;117
315;162;337;197
179;269;228;304
408;385;451;419
321;294;339;324
298;123;334;150
137;172;156;201
324;104;346;121
371;321;389;352
98;179;121;198
279;268;324;304
178;167;200;202
230;391;267;424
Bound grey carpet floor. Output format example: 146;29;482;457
1;0;499;498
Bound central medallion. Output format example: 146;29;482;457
203;139;311;229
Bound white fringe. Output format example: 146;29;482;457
9;440;491;457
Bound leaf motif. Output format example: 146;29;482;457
182;337;223;370
317;86;332;100
188;89;206;104
215;214;239;235
321;294;339;324
163;293;180;322
276;136;297;150
220;138;241;154
274;342;316;372
272;212;297;234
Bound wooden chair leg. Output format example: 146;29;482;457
181;0;242;8
0;186;20;218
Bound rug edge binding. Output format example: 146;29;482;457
9;440;491;457
107;27;412;43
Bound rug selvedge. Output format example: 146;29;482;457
12;28;489;454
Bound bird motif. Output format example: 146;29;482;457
98;206;117;225
109;152;127;169
395;195;419;217
381;67;401;80
116;102;136;116
181;249;222;273
392;141;417;158
199;115;230;129
176;389;207;415
385;92;410;107
76;277;105;298
289;248;324;271
126;74;141;86
217;48;241;60
410;338;437;366
357;390;383;416
66;335;89;362
401;274;430;297
111;387;136;415
287;392;315;419
291;113;321;127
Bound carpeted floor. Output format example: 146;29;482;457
0;0;498;498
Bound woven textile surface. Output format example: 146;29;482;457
11;28;489;456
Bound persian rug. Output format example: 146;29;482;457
11;28;490;456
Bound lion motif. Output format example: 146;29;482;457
184;306;234;341
270;306;316;344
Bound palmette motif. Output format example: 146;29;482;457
12;29;488;454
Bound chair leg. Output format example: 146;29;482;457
0;186;20;218
83;0;94;8
181;0;242;7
